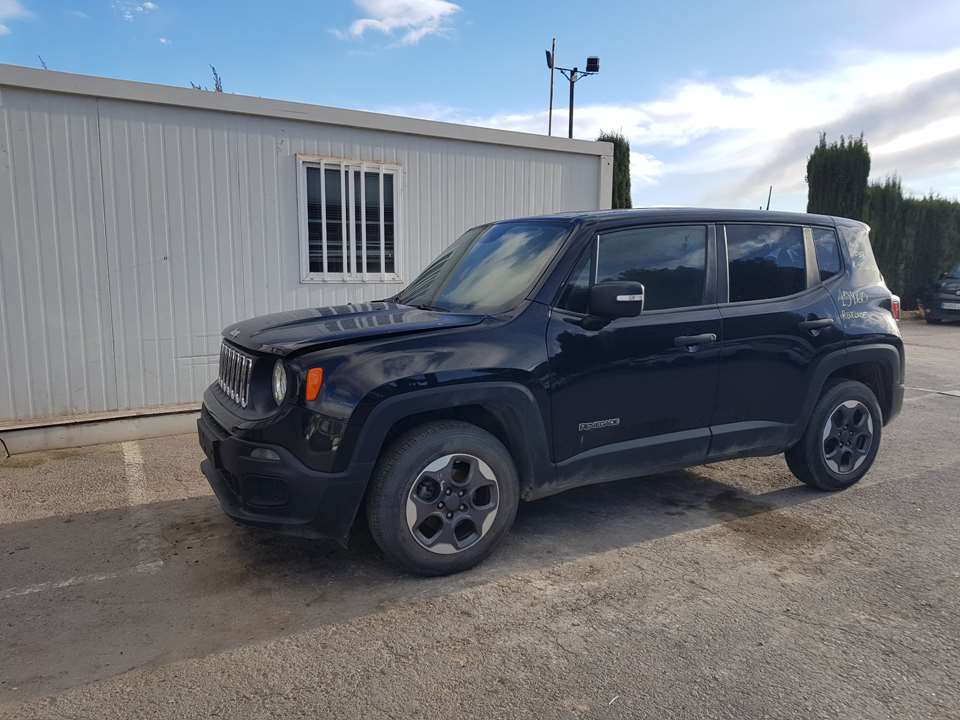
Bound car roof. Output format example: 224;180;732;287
500;207;841;227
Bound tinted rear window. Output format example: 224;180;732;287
812;227;843;282
726;224;806;302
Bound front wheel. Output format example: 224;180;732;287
366;421;519;576
785;379;882;491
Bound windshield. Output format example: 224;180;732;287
945;262;960;278
396;221;571;314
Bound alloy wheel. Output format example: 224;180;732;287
405;453;500;555
821;400;874;475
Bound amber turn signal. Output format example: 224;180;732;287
305;367;324;401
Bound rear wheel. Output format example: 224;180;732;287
366;421;519;576
785;379;882;491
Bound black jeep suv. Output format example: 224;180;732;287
198;209;904;575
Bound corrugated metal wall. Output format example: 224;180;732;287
0;85;604;423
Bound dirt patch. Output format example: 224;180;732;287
707;488;774;517
0;447;94;469
721;508;824;546
703;489;827;555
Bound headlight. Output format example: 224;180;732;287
272;359;287;406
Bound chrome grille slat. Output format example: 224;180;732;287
217;341;255;408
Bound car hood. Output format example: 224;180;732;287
222;302;485;356
934;278;960;295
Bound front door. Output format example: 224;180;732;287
546;224;722;486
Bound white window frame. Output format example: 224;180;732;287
297;154;403;284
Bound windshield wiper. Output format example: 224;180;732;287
414;303;448;312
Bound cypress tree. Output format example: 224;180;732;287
597;131;632;209
805;133;870;220
806;133;960;307
864;177;907;294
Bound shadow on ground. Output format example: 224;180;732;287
1;465;820;700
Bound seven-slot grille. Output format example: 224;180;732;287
218;342;255;408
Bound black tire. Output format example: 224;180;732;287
926;316;942;324
785;379;882;491
366;420;519;576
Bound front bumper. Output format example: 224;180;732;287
198;407;372;545
922;298;960;321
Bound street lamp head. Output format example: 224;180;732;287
545;49;554;69
586;56;600;73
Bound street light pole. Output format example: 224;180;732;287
550;55;599;139
547;37;556;136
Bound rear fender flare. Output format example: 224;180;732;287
793;343;903;443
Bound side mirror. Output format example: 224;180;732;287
589;281;645;318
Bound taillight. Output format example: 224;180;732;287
890;295;901;321
305;367;324;401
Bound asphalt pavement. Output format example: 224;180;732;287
1;319;958;719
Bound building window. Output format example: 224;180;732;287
298;155;401;283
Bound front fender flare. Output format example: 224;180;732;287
349;382;554;499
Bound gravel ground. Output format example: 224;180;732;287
0;319;958;719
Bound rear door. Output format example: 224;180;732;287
710;223;843;458
547;224;722;482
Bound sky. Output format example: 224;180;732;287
1;0;960;211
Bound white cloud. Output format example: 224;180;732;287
158;36;170;45
378;47;960;210
0;0;29;36
114;1;159;22
343;0;460;45
630;152;664;186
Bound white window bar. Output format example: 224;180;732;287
349;164;357;277
319;160;328;277
340;162;348;278
379;167;386;282
360;162;368;281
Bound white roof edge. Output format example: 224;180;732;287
0;64;613;157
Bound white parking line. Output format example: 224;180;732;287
904;385;960;397
0;559;164;601
121;440;155;561
121;440;148;506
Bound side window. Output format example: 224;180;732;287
725;224;806;303
556;249;593;314
836;222;882;286
596;225;707;311
812;227;843;282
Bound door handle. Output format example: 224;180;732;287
798;317;834;331
674;333;717;348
